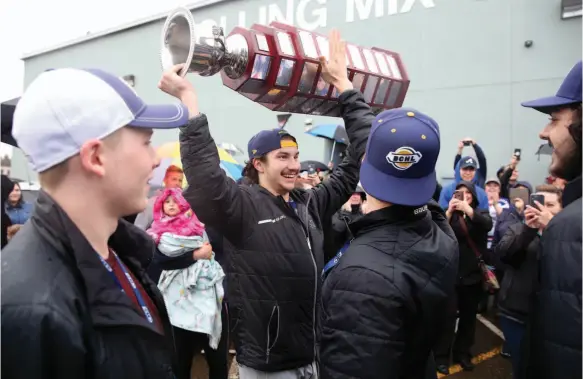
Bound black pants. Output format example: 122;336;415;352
174;302;229;379
434;283;483;365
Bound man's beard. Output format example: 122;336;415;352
551;139;582;181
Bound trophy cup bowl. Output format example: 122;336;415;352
160;7;249;79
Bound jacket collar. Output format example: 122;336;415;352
563;175;582;207
350;204;429;238
31;190;167;335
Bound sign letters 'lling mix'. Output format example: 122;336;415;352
190;0;436;35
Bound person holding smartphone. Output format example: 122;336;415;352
453;137;488;188
498;153;521;200
494;185;563;377
434;181;492;374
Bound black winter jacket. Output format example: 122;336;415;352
1;191;176;379
320;202;459;379
449;181;493;286
324;206;363;261
495;222;539;323
521;175;582;379
179;90;372;372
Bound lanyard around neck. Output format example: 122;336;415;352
97;251;154;324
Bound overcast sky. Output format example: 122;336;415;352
0;0;204;156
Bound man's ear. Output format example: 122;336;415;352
79;139;106;177
253;158;265;174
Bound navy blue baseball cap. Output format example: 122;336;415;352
522;61;582;113
460;156;477;169
360;108;440;206
247;128;298;159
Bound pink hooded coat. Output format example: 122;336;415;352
146;187;205;244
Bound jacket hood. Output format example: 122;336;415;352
456;180;479;208
148;187;205;244
512;181;533;195
454;156;480;184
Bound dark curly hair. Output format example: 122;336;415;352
242;156;267;185
568;104;582;147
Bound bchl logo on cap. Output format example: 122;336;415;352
386;146;423;170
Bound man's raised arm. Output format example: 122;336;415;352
309;30;373;220
159;65;249;244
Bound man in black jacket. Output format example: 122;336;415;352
158;30;370;378
519;60;582;379
320;108;459;379
1;68;189;378
324;185;365;261
494;185;563;377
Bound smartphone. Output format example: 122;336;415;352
514;148;522;161
299;171;308;178
509;187;529;206
530;194;545;207
463;141;471;146
453;190;464;200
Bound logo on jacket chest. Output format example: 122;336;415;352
258;215;287;224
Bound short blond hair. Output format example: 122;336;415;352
38;159;70;190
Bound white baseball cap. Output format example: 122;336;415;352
13;68;189;173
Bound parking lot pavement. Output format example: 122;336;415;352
439;312;512;379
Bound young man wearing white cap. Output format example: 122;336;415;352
319;109;459;379
1;68;190;378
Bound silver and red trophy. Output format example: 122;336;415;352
161;7;409;115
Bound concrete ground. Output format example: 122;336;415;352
191;311;512;379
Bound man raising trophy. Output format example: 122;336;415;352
158;28;375;379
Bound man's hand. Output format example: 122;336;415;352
524;207;539;229
514;198;525;213
308;174;321;187
158;64;199;118
193;242;213;260
488;190;500;205
448;197;459;212
457;140;465;152
526;202;554;230
7;224;21;240
455;199;474;217
319;29;353;93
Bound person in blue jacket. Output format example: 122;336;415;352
453;138;488;188
5;182;33;225
439;156;489;210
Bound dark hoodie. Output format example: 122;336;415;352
439;158;489;210
1;175;14;249
449;181;493;285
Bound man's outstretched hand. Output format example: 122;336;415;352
319;29;353;94
159;64;199;118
